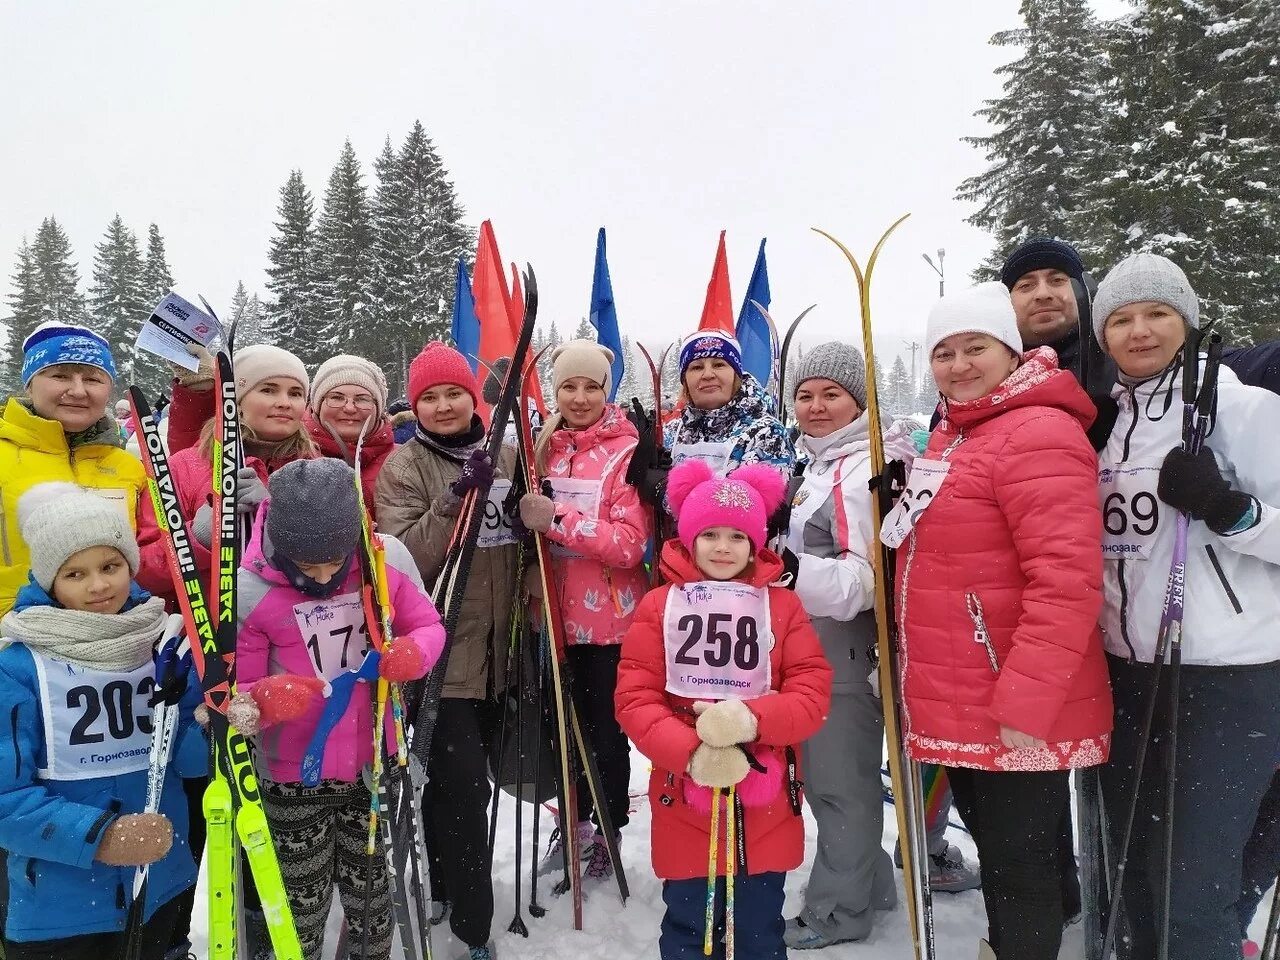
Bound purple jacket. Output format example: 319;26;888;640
237;503;445;784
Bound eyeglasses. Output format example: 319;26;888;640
322;393;376;411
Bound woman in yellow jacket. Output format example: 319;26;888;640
0;322;146;615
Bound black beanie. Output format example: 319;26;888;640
1000;238;1086;289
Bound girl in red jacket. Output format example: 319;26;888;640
894;281;1111;960
616;460;832;960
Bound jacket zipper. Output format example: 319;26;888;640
965;592;1000;673
1203;544;1244;614
1116;388;1141;661
0;489;10;566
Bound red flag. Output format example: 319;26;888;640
699;230;735;333
472;220;515;422
509;261;547;415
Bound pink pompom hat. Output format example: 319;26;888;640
666;460;786;551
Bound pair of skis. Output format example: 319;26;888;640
815;218;936;960
130;348;302;960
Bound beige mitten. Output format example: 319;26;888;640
693;699;758;747
687;743;749;789
171;343;215;389
95;813;173;866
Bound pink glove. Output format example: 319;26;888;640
250;674;324;727
379;640;428;683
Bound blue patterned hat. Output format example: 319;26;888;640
21;322;119;386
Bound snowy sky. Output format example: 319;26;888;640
0;0;1129;375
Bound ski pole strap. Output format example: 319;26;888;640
785;745;802;816
300;650;382;787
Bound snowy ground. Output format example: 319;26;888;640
189;747;1271;959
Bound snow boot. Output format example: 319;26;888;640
537;819;595;877
462;941;497;960
783;914;867;949
584;831;620;881
929;842;982;893
978;939;997;960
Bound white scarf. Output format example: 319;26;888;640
0;596;168;671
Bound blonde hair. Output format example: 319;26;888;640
533;412;567;474
197;417;317;462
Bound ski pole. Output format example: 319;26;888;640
704;788;721;957
509;615;530;938
528;629;547;919
725;786;736;960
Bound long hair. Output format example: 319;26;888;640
196;416;316;462
533;411;567;475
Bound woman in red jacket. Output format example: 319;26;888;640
616;460;832;960
892;281;1111;960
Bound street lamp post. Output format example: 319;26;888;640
922;248;946;299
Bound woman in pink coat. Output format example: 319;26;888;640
232;458;445;960
517;339;652;880
893;282;1111;960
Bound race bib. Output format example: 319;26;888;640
1099;463;1163;561
33;654;155;781
292;593;372;683
546;477;603;558
476;479;517;549
880;459;951;549
671;441;734;478
663;581;773;700
90;487;132;524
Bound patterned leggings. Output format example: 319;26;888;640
262;779;393;960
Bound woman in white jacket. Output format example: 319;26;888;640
1094;253;1280;960
779;343;919;948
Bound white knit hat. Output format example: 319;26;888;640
925;281;1023;359
310;354;389;422
17;483;139;591
551;339;615;395
233;344;309;401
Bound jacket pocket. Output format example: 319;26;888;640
965;592;1000;673
1204;544;1244;615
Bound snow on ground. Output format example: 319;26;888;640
189;747;1270;959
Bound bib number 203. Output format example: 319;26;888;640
674;613;760;671
67;678;155;746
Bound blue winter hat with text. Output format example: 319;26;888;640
21;321;119;386
678;330;744;377
1000;238;1086;289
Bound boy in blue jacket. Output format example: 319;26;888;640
0;483;204;960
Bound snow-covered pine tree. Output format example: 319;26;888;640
141;223;174;304
366;136;412;384
89;215;149;386
573;317;594;341
239;293;271;348
266;170;320;361
227;281;250;332
30;217;87;328
915;369;940;419
5;240;42;366
1100;0;1280;344
536;319;563;399
957;0;1111;279
885;355;913;415
872;350;887;409
314;140;373;367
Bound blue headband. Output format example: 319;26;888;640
21;324;118;387
679;332;743;377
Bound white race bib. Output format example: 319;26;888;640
663;581;773;700
546;477;604;558
33;654;155;781
292;593;372;682
671;441;734;478
1099;463;1163;562
476;480;517;549
880;459;951;549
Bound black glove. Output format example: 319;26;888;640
779;547;800;590
1086;394;1120;452
450;449;495;498
1157;446;1255;534
766;469;804;541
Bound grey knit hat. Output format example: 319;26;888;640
266;459;361;564
17;482;140;590
1092;253;1199;348
792;341;867;407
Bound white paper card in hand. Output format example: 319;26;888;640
135;292;223;371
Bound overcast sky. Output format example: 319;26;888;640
0;0;1129;381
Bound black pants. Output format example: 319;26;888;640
423;697;502;949
567;644;631;832
167;775;206;949
1240;767;1280;935
5;893;180;960
661;871;786;960
1100;655;1280;960
946;766;1069;960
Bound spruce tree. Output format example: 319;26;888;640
916;369;940;417
89;215;149;384
957;0;1110;278
30;217;87;328
573;318;594;341
885;355;913;415
141;224;174;304
314;140;373;366
6;241;41;359
367;137;411;360
266;170;320;360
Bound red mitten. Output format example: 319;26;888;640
250;674;324;727
379;640;427;683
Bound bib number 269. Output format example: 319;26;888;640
674;613;760;671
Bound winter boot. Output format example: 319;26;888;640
537;819;595;877
584;831;620;881
431;899;452;925
929;842;982;893
462;942;498;960
783;913;869;949
978;939;997;960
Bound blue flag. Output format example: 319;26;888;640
736;238;772;385
589;227;624;401
451;258;479;374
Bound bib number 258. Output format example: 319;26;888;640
673;613;760;671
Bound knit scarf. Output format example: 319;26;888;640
414;414;485;463
0;595;167;671
15;397;124;450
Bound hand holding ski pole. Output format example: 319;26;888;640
518;492;556;533
1157;446;1255;534
378;639;428;682
249;674;325;727
95;813;174;866
451;448;496;497
235;466;268;514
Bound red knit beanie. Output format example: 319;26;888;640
407;342;480;406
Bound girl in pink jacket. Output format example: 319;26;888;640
517;340;652;880
232;458;445;960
